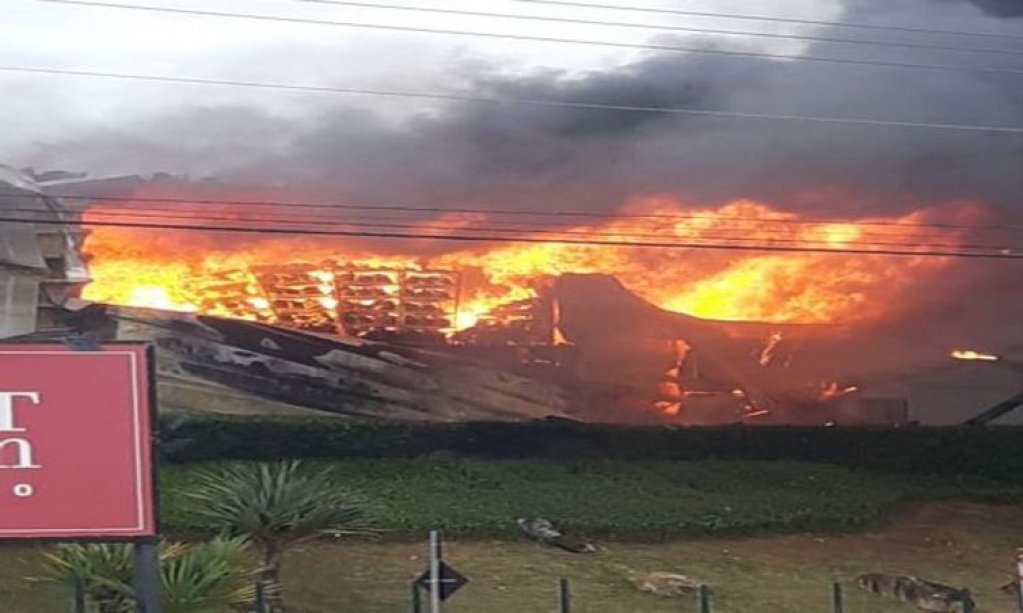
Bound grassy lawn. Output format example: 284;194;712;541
4;503;1023;612
274;503;1023;612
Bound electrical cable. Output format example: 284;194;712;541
4;191;1022;234
5;65;1021;134
1;200;1005;246
8;206;995;250
277;0;1023;57
511;0;1023;42
35;0;1023;77
5;215;1023;259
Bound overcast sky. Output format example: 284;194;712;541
0;0;854;163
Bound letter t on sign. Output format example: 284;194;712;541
0;392;40;432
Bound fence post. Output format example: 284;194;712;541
254;581;269;613
1016;548;1023;613
559;578;571;613
69;575;85;613
962;592;976;613
699;585;712;613
411;580;422;613
832;582;844;613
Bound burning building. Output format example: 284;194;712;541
3;172;1021;425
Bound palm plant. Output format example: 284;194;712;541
186;461;368;610
41;541;135;612
40;536;260;612
159;537;262;612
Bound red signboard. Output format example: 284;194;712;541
0;344;156;539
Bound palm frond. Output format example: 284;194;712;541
186;461;371;548
38;537;262;612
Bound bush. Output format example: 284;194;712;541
161;413;1023;481
158;459;1023;538
39;537;258;612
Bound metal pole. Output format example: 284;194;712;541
559;578;571;613
411;581;423;613
1017;548;1023;613
429;530;442;613
132;538;162;613
832;582;844;613
699;585;712;613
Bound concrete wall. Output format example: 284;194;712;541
0;166;88;338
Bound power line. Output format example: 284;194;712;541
10;202;1005;248
511;0;1023;42
53;203;987;242
37;0;1023;77
10;206;1000;251
5;215;1023;260
278;0;1023;57
6;192;1023;234
4;65;1023;134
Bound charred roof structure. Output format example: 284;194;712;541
8;301;567;421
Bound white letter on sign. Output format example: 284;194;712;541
0;439;39;469
0;392;40;432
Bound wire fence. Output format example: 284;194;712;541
62;569;999;612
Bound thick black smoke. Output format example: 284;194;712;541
22;0;1023;222
959;0;1023;18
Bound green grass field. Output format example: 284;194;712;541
5;459;1023;611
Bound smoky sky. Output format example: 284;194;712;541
958;0;1023;18
15;0;1023;221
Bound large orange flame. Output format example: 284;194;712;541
80;193;964;330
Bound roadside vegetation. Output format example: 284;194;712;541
160;459;1023;538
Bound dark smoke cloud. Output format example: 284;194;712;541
958;0;1023;17
25;0;1022;223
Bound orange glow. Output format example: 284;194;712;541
80;193;964;331
951;349;1000;361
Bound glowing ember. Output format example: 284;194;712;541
821;382;860;400
951;349;1000;361
80;193;966;332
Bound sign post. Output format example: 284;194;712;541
0;343;160;611
413;531;468;612
429;530;442;613
133;537;162;612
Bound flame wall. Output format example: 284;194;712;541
80;190;974;331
